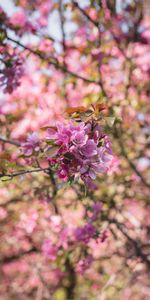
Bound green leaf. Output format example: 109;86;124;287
68;176;75;185
0;30;6;42
46;140;56;146
64;152;74;160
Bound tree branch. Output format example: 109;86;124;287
108;218;150;268
0;247;38;264
7;36;100;85
0;167;50;180
72;1;99;28
0;137;21;147
114;127;150;189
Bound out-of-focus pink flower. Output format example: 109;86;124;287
74;223;96;243
9;10;36;34
21;132;40;156
39;2;53;15
100;230;108;243
57;164;69;181
18;209;38;234
76;255;93;274
0;207;8;220
90;202;102;222
0;53;24;94
50;215;62;233
42;239;58;261
10;11;27;28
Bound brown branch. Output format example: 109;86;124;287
72;1;107;98
58;0;67;54
114;127;150;189
108;218;150;268
65;257;76;300
0;247;38;264
7;36;100;85
120;143;150;188
72;1;99;28
0;167;50;180
0;136;21;147
58;0;70;105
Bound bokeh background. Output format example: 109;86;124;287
0;1;150;299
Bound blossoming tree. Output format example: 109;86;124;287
0;0;150;299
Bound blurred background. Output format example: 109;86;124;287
0;1;150;299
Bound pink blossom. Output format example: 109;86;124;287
0;53;24;94
76;255;93;274
50;215;62;233
42;239;58;261
9;11;27;28
80;139;97;157
45;119;114;187
100;230;108;243
9;10;36;34
0;207;8;220
57;164;69;181
90;202;102;222
74;223;96;243
18;210;38;234
21;132;40;156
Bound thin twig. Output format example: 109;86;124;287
0;167;49;180
114;127;150;189
72;1;99;27
109;218;150;268
7;36;100;85
0;247;38;264
0;137;21;147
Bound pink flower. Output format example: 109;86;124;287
18;210;38;234
50;215;62;233
47;121;87;148
74;223;96;243
39;2;53;15
9;10;36;34
42;239;58;261
80;140;97;157
100;230;108;243
80;160;104;180
90;202;102;221
0;52;24;94
21;132;40;156
76;255;93;274
10;11;27;28
57;163;69;181
0;207;8;220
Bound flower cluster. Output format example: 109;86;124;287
46;119;114;187
0;49;24;94
20;107;114;188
